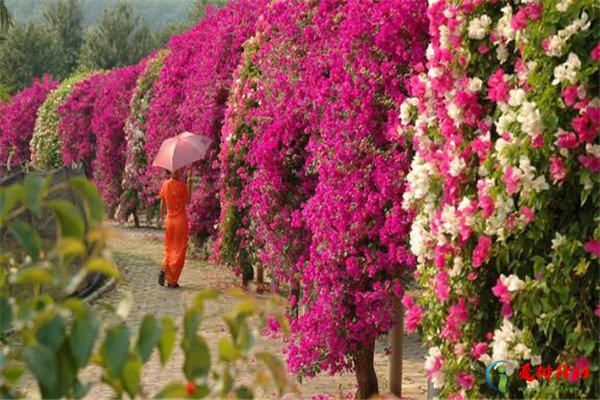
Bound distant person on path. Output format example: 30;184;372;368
157;169;193;288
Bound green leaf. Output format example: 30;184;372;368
55;238;86;257
36;315;67;352
55;341;76;398
101;325;131;377
218;338;241;362
25;344;58;398
158;317;176;366
0;295;12;334
73;379;92;399
184;308;201;344
85;258;121;279
23;175;49;217
233;299;258;316
69;177;104;222
47;200;85;239
183;335;210;380
195;289;220;302
154;383;187;398
69;308;100;368
8;220;41;261
221;369;233;397
122;355;142;398
2;364;24;384
224;315;239;342
193;385;210;398
137;315;162;363
0;184;23;222
581;338;596;356
256;352;287;394
235;386;253;399
14;267;54;285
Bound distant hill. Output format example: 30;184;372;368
5;0;198;31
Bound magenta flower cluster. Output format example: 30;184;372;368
91;65;141;206
58;72;107;174
218;0;427;377
0;75;58;166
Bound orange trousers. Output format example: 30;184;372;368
163;213;189;285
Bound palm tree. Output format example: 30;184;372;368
0;0;12;33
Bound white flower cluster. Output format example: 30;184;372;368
400;97;419;125
425;346;445;389
556;0;574;12
494;5;516;64
403;154;432;204
409;214;432;263
544;13;591;57
490;319;519;375
499;274;525;292
468;14;492;40
516;101;543;140
552;53;581;85
518;156;549;197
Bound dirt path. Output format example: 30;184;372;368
81;225;428;399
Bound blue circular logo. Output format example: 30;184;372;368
486;360;511;392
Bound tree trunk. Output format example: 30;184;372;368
290;278;300;319
241;264;254;289
389;299;403;397
354;339;379;399
256;264;264;284
145;207;152;227
107;203;117;220
133;207;140;228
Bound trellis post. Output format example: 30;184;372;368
389;298;403;397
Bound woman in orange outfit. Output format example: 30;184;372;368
157;169;193;288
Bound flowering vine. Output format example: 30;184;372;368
283;3;426;397
216;35;263;284
399;0;599;397
91;65;141;211
0;75;58;167
30;72;93;170
58;72;107;174
120;50;169;221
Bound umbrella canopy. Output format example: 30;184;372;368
152;131;212;172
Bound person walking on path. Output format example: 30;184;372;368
158;169;193;288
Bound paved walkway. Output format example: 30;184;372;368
81;225;428;399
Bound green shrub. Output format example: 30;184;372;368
0;174;295;398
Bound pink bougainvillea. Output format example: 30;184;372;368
241;0;316;287
91;65;141;209
219;3;426;394
0;75;58;167
284;1;426;384
120;50;169;221
58;72;107;174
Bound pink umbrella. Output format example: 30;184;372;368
152;131;212;172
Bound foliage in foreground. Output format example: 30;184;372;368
0;175;294;399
